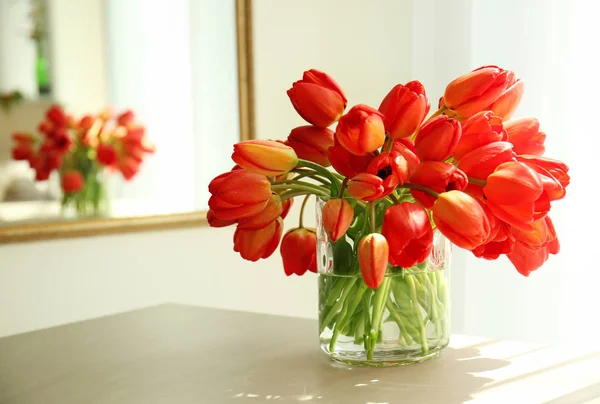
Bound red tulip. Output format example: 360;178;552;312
382;203;433;267
61;170;85;193
414;115;461;161
443;66;513;118
367;150;410;186
281;198;293;219
410;162;468;208
287;69;347;128
347;173;385;201
237;194;283;229
335;104;385;155
483;162;547;230
11;132;35;160
358;233;389;289
208;170;272;220
453;111;506;161
472;222;515;260
510;216;557;251
517;155;569;190
97;144;118;167
327;137;373;178
504;117;546;156
46;104;68;127
507;235;559;276
322;198;354;242
392;139;420;176
458;141;515;179
232;140;298;176
280;227;317;276
378;81;429;139
117;109;135;126
285;125;334;166
432;190;491;250
487;76;524;120
207;209;237;228
234;217;283;262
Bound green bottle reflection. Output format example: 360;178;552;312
35;40;51;96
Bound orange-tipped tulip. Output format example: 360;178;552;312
347;173;385;201
207;209;237;228
453;111;506;161
458;141;515;179
327;137;373;178
335;104;385;156
487;77;524;120
382;203;433;267
410;162;468;208
281;198;293;219
378;81;429;139
516;155;570;190
285;125;334;166
504;117;546;156
237;194;283;229
414;115;462;161
232;140;298;176
234;217;283;262
392;139;421;177
443;66;513;118
287;69;347;128
322;198;354;242
432;190;491;250
280;227;317;276
208;170;271;220
358;233;389;289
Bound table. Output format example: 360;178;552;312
0;304;599;403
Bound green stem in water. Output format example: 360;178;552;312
319;278;357;334
406;275;429;355
329;281;359;351
367;276;392;360
298;194;310;228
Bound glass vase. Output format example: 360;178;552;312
61;172;109;218
316;197;451;366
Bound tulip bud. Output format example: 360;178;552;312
358;233;389;289
432;190;491;250
414;115;462;161
281;198;294;219
487;77;524;120
237;194;283;229
328;138;373;178
207;209;236;228
280;227;317;276
232;140;298;176
453;111;506;161
378;81;429;139
335;104;385;156
443;66;513;118
61;170;85;193
457;141;515;179
382;203;433;267
347;173;385;202
410;162;468;208
208;170;272;220
287;69;347;128
504;117;546;156
322;199;354;242
234;217;283;262
285;125;334;166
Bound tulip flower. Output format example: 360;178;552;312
358;233;389;289
367;150;410;186
507;236;559;276
483;162;547;230
234;217;283;262
327;137;373;178
378;81;429;139
487;76;524;120
509;216;557;251
453;111;506;161
348;173;385;201
382;203;433;267
280;227;317;276
432;190;491;250
208;170;272;220
322;198;354;242
414;115;461;161
97;144;118;167
287;69;347;128
285;125;334;167
281;198;293;219
443;66;513;118
207;209;237;228
472;222;515;260
335;104;385;155
517;155;570;189
45;104;68;127
392;139;420;176
410;162;468;208
504;117;546;156
237;194;283;230
232;140;298;176
11;133;35;161
61;170;84;193
458;141;516;179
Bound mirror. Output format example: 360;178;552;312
0;0;253;242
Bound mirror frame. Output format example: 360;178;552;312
0;0;254;244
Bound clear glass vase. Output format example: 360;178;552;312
316;197;451;366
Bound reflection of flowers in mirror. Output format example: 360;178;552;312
0;91;24;113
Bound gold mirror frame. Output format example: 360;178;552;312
0;0;254;244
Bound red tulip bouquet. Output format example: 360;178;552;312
11;104;155;216
207;67;570;365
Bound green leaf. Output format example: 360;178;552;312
332;236;356;275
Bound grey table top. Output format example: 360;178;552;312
0;304;599;404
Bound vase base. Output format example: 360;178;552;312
320;343;447;367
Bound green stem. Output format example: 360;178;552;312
338;177;349;198
287;171;331;186
369;201;376;233
368;276;392;360
298;194;310;228
398;183;440;198
297;159;341;187
406;275;429;354
270;182;329;196
279;191;313;200
385;299;414;345
319;278;357;334
468;177;487;186
329;281;359;351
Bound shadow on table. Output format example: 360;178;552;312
220;340;511;403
